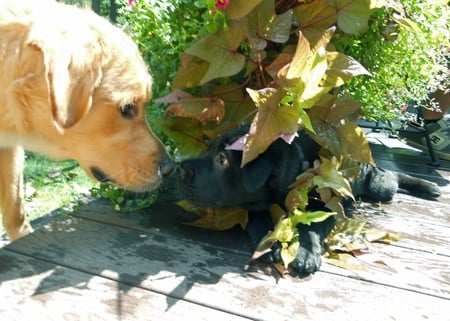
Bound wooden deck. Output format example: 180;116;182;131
1;131;450;321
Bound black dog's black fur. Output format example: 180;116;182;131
177;126;441;275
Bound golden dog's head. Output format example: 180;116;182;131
4;1;173;191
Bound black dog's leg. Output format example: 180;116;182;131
246;211;274;250
286;217;335;275
248;211;335;275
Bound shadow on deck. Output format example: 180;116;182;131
1;131;449;321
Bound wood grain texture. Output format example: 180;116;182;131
1;132;449;321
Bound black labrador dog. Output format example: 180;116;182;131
177;126;441;275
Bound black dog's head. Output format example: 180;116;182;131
177;126;314;211
177;127;271;210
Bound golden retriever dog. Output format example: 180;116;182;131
0;0;174;241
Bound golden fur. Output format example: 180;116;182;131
0;0;172;240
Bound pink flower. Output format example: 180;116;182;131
128;0;135;6
215;0;230;10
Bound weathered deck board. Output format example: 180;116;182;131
1;133;450;321
1;211;449;321
0;251;252;321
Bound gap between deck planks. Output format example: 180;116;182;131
1;194;450;321
1;136;450;321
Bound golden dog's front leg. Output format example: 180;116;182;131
0;147;32;241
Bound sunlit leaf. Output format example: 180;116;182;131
365;229;402;243
281;240;299;268
186;20;246;84
245;0;293;50
392;16;421;33
285;185;310;212
291;209;336;225
337;123;374;165
298;107;315;133
286;28;336;109
270;217;297;243
286;33;311;80
314;159;354;200
324;196;346;219
325;252;368;272
243;88;299;166
298;47;332;109
311;120;341;156
322;52;371;87
326;217;368;252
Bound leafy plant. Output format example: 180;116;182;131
90;183;158;212
334;0;449;122
152;0;388;267
110;1;441;268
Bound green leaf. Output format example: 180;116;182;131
331;0;373;34
186;21;246;84
294;0;337;31
225;0;264;20
311;120;341;156
337;123;374;165
298;107;315;133
270;217;297;243
392;16;421;33
286;33;311;80
314;159;354;200
155;117;208;159
252;0;292;44
286;28;336;109
281;240;299;268
326;217;368;252
172;54;210;89
291;209;336;226
322;51;371;87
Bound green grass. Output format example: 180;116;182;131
23;152;95;221
1;152;161;238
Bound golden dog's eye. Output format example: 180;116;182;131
120;103;137;119
215;152;229;168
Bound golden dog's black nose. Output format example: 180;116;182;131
160;156;175;176
90;167;113;183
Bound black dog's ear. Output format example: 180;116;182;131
242;155;273;193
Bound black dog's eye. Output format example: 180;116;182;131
215;152;229;168
120;103;137;119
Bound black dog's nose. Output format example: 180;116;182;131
177;161;194;180
160;156;175;176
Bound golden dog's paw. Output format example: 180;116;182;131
8;223;33;242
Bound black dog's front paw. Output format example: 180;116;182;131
290;245;322;275
271;230;323;276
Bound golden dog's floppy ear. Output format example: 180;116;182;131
28;26;103;129
49;55;102;128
